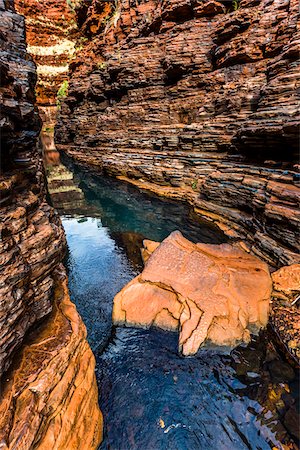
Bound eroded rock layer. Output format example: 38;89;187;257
0;268;102;450
0;153;65;375
113;231;272;355
0;2;103;447
15;0;77;109
0;0;40;170
56;0;300;267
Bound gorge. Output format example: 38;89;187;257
0;0;299;449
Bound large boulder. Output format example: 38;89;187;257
113;231;272;355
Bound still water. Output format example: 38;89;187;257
46;152;299;450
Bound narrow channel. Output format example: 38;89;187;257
45;146;299;450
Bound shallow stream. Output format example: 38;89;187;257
45;150;299;450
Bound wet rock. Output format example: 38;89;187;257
113;231;272;355
267;360;295;383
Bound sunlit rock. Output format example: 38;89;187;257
272;264;300;302
113;231;272;355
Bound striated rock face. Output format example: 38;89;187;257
14;0;77;109
0;2;103;447
0;0;40;170
113;231;272;355
0;155;65;375
0;268;103;450
0;0;60;374
56;0;300;268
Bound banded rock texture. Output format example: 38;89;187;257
0;155;65;375
0;0;40;169
15;0;80;157
15;0;77;109
0;0;57;374
0;268;102;450
113;231;272;355
0;2;103;448
56;0;300;267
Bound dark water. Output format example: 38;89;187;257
47;153;299;450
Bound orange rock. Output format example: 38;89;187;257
113;231;272;355
272;264;300;298
0;269;103;450
141;239;160;264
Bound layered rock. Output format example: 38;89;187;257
113;231;272;355
0;268;102;450
15;0;77;109
0;0;40;170
0;154;66;374
0;2;102;447
56;0;300;267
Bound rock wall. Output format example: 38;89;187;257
0;269;102;450
0;2;102;447
56;0;300;267
0;0;40;170
15;0;77;109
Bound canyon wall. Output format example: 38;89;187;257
0;2;102;447
15;0;77;108
56;0;300;268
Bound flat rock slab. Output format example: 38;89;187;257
113;231;272;355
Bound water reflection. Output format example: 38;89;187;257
44;148;299;450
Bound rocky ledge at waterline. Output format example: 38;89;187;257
0;1;102;448
56;0;300;268
113;231;273;356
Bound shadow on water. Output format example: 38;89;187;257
45;150;299;450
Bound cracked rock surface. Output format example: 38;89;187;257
113;231;272;355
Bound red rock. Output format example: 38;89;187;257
141;239;160;263
55;0;300;268
0;269;103;450
0;3;103;447
113;231;272;355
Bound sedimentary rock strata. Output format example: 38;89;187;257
113;231;272;355
0;0;60;374
15;0;77;108
0;0;40;169
0;156;66;374
56;0;300;267
0;2;103;447
0;268;103;450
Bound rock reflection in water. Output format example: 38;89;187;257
44;154;299;450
